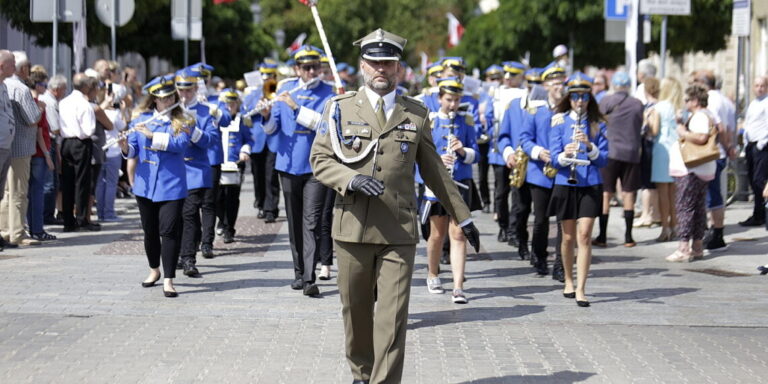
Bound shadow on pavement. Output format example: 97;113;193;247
589;287;699;304
175;278;290;293
407;305;544;330
466;284;562;301
454;370;595;383
589;268;668;278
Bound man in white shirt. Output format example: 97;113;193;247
39;74;67;225
741;76;768;227
59;73;101;232
0;50;19;250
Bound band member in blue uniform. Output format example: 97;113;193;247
175;68;220;276
215;89;252;243
245;61;281;222
120;76;192;298
184;64;226;259
260;45;335;296
420;77;479;303
548;72;609;307
523;65;567;277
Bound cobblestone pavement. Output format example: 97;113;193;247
1;176;767;383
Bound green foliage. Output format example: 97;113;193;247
0;0;273;79
649;0;732;56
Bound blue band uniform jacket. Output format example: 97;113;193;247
415;111;478;185
264;78;335;176
184;103;219;190
125;111;192;202
520;101;556;188
310;90;472;245
549;111;609;187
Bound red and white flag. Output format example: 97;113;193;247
297;0;316;6
446;12;464;48
213;0;237;4
287;32;308;53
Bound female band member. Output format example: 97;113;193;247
216;89;252;243
420;77;479;304
120;76;193;298
548;72;608;307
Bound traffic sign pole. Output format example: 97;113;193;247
52;0;58;76
111;0;117;61
660;15;667;78
184;0;190;67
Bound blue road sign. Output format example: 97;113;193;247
605;0;630;20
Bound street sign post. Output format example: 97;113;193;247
605;0;630;20
30;0;82;76
95;0;135;62
171;0;202;67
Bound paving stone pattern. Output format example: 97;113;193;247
0;178;767;383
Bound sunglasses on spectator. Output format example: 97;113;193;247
36;82;47;88
570;93;590;102
300;64;320;72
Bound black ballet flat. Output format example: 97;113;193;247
141;276;161;288
164;290;178;298
576;300;590;307
563;292;576;299
758;266;768;275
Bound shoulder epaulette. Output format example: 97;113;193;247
551;113;565;127
402;95;427;113
464;114;474;126
131;109;149;121
276;77;297;92
332;91;356;102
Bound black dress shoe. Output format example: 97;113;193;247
265;212;276;223
183;265;200;277
758;266;768;275
62;226;79;233
507;233;519;247
303;282;320;296
563;292;575;299
518;243;530;260
739;216;765;227
497;229;508;243
222;232;234;244
201;244;214;259
80;222;101;232
552;268;565;283
290;278;304;290
440;251;451;265
164;290;178;298
352;380;370;384
257;209;265;219
482;204;491;213
576;300;590;307
0;237;16;249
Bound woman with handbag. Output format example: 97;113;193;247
666;84;718;262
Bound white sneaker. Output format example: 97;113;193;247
427;277;443;294
318;265;331;280
452;289;468;304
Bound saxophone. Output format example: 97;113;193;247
508;146;528;188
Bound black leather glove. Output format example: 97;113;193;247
348;175;385;196
462;222;480;253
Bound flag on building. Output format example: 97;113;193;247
213;0;237;4
446;12;464;48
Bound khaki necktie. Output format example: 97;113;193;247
375;97;387;128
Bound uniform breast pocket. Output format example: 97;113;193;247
393;133;417;163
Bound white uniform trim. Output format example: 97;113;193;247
190;127;203;143
296;106;323;131
503;146;515;164
531;145;544;161
587;141;600;160
151;132;170;151
462;147;476;164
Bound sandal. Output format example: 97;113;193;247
665;250;692;263
30;232;57;241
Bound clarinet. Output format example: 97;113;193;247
445;112;468;189
566;106;590;184
102;102;182;150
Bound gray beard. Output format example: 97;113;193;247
363;71;394;93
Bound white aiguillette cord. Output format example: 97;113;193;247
327;101;380;169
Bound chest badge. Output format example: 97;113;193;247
352;137;362;152
400;142;409;153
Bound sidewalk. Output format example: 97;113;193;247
0;176;766;383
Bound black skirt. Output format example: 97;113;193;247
426;178;481;217
548;184;603;221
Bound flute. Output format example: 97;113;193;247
241;77;321;119
102;102;182;150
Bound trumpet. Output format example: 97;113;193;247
263;77;277;100
242;77;321;119
102;102;182;150
565;106;590;184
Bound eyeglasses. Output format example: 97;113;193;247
36;82;47;88
570;93;590;102
300;64;320;72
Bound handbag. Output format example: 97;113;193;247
679;118;719;168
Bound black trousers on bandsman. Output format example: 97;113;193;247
201;165;221;247
179;188;207;261
250;150;281;216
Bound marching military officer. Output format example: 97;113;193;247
310;28;480;384
175;67;220;276
260;45;336;296
246;62;281;222
120;76;193;298
216;89;252;243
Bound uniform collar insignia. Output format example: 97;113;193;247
396;120;417;131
